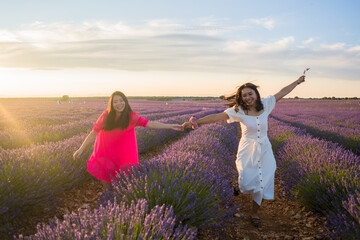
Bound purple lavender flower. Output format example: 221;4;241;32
16;198;196;240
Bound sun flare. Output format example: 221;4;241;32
0;103;32;146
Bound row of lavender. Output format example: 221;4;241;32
268;117;360;239
272;99;360;129
17;122;239;239
271;99;360;154
0;99;105;130
0;106;222;237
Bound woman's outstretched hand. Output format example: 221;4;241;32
169;124;184;131
182;121;192;129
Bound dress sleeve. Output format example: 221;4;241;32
264;95;276;114
224;107;241;123
93;110;108;132
130;111;149;127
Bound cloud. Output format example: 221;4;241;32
0;19;230;44
302;38;314;45
259;36;295;52
225;36;295;53
347;45;360;53
318;42;346;51
0;20;359;83
244;17;275;30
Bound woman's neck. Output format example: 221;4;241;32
247;105;256;111
115;111;122;119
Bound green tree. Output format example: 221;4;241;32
61;95;70;101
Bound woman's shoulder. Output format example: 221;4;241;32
129;111;149;127
130;111;138;118
261;95;274;101
100;110;109;117
225;106;243;115
129;111;141;122
261;95;275;104
261;95;276;111
234;105;245;113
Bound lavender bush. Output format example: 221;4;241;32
0;134;94;232
16;198;196;240
269;117;360;239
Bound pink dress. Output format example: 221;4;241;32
87;110;149;183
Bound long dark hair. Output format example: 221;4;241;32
224;83;264;112
104;91;133;131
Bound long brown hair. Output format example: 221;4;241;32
224;83;264;112
104;91;133;131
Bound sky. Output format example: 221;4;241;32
0;0;360;98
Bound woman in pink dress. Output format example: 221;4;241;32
73;91;182;186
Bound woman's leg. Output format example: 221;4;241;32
251;200;261;227
251;200;260;218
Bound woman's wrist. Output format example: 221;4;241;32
296;75;305;85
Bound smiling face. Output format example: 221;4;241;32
241;87;258;107
112;95;126;113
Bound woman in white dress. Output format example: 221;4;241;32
182;75;306;227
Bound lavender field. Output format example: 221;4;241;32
0;98;359;239
270;99;360;239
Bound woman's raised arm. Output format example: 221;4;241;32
274;75;305;102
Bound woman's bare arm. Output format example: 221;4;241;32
73;130;97;159
197;112;229;125
274;75;305;102
146;121;183;131
183;112;229;129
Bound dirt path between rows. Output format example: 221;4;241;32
198;177;329;240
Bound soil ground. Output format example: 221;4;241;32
198;178;329;240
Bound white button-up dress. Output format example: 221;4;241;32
225;96;276;205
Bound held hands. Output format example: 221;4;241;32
182;116;198;130
189;116;198;129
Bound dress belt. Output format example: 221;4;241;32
241;136;268;167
